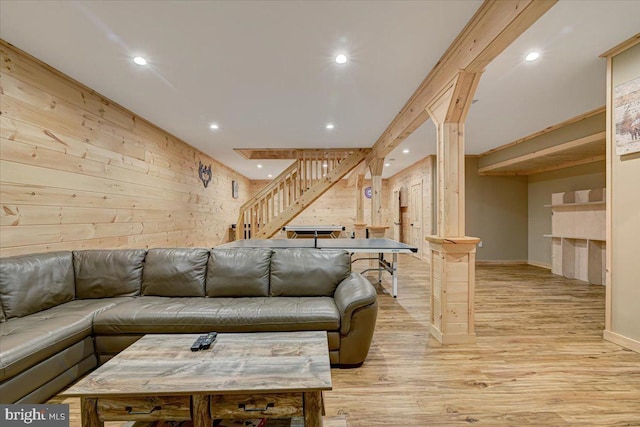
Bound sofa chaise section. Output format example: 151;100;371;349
0;250;145;403
0;251;140;403
0;298;131;403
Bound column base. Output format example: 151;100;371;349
353;223;367;238
367;226;389;238
430;324;477;345
426;235;480;345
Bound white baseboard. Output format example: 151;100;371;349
604;330;640;353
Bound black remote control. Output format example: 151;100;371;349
200;332;218;350
191;335;206;352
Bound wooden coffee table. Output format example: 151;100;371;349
60;331;332;427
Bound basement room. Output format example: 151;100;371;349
0;1;639;426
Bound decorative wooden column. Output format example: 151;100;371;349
425;72;481;345
369;158;384;227
354;173;367;238
353;0;556;342
368;158;388;238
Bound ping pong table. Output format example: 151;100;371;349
218;238;418;297
283;225;345;239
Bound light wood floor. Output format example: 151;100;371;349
55;255;640;426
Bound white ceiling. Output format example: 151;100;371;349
1;1;639;179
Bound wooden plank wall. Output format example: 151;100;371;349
0;40;250;257
249;179;390;238
386;156;434;258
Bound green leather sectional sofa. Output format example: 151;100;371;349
0;248;378;404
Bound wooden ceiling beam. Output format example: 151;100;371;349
234;148;298;160
234;148;369;160
365;0;557;164
346;161;368;187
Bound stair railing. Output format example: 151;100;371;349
235;150;357;239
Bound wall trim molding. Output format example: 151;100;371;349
604;330;640;354
527;261;551;270
475;260;527;266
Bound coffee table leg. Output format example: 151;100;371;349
80;398;103;427
192;394;211;427
303;391;323;427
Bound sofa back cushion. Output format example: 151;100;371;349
206;249;272;297
0;252;75;319
142;248;209;296
74;250;146;298
270;249;350;297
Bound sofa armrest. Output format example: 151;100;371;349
333;272;377;335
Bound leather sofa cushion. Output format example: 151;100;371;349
0;252;74;320
74;250;146;298
142;248;209;297
0;298;130;381
1;337;95;404
207;249;272;297
92;296;340;334
270;249;350;297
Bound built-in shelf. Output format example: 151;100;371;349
544;201;606;208
551;188;606;204
544;235;605;241
547;188;606;285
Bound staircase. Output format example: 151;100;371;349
236;149;369;239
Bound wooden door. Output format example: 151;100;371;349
393;190;401;241
410;182;423;257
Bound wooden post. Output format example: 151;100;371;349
192;394;211;427
80;398;103;427
354;173;367;238
356;173;365;225
303;391;323;427
425;72;481;345
369;158;385;227
350;0;555;343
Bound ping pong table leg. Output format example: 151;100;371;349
378;253;383;284
392;252;398;298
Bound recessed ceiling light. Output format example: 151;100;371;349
335;54;347;64
402;149;409;154
257;164;263;168
133;56;147;66
268;174;273;178
385;163;390;167
209;123;219;130
525;51;540;62
326;124;334;130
